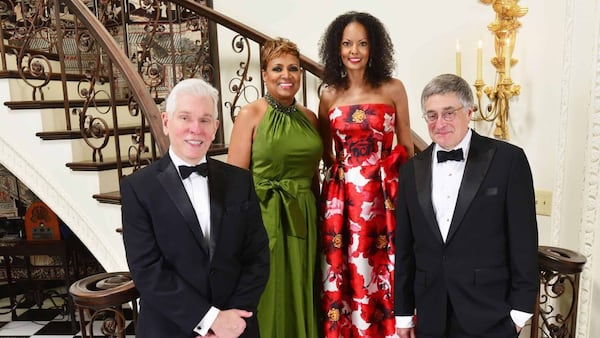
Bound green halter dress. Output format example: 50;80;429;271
252;94;322;338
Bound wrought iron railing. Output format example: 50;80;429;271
530;246;586;338
0;0;426;196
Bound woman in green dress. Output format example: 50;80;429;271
227;38;322;338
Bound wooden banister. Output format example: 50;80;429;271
64;0;169;155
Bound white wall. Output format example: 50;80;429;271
213;0;563;231
213;0;561;190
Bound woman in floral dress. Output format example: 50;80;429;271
318;11;414;338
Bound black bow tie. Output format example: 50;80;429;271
437;148;464;163
179;163;208;179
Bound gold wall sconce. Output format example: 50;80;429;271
472;0;528;140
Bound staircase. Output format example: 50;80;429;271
0;0;427;271
0;77;128;271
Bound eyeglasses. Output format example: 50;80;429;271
422;106;464;123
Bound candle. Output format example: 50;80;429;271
505;38;511;78
456;39;461;77
476;40;483;81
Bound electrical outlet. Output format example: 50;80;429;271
535;190;552;216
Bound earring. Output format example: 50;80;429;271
339;59;347;78
368;58;372;68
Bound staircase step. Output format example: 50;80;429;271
1;44;60;61
0;69;93;81
4;97;163;110
36;126;150;140
66;156;155;171
206;143;229;156
92;144;229;204
93;191;122;205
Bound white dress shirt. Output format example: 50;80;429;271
170;149;211;242
431;130;471;242
169;149;219;336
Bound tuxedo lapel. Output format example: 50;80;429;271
446;131;495;243
414;145;444;243
156;154;210;255
207;158;224;258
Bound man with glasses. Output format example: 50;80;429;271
394;74;538;338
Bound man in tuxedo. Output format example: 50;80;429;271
121;78;269;338
394;74;538;338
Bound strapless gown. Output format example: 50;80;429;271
321;103;407;338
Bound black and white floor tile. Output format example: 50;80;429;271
0;284;135;338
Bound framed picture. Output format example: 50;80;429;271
0;192;17;217
0;175;18;200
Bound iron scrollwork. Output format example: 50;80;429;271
72;29;112;163
537;268;577;337
127;96;152;172
7;0;54;100
224;34;259;122
531;246;586;338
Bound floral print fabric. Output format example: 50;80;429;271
321;104;407;338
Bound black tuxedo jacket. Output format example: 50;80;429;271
121;154;269;337
394;131;538;336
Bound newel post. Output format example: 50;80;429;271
530;246;586;338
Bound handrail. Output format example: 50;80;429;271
411;131;428;152
64;0;169;154
23;0;423;163
172;0;324;79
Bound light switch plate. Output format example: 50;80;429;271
535;190;552;216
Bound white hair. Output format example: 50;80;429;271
164;78;220;118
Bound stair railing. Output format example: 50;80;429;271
1;0;428;204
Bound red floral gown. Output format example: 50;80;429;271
321;104;407;338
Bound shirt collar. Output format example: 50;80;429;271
169;147;207;171
433;129;472;162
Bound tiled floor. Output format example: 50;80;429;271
0;285;135;337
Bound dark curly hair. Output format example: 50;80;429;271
319;11;395;89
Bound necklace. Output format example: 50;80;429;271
265;92;297;115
